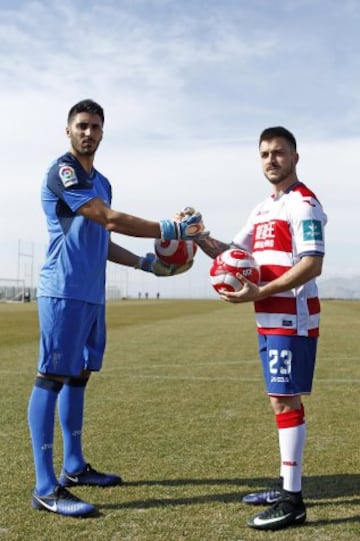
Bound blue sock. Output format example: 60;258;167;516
58;378;88;474
28;377;63;496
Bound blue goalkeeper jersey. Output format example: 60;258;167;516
37;152;112;304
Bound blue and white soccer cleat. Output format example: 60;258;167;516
59;463;122;488
242;478;283;505
32;485;96;517
242;486;283;505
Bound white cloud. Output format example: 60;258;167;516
1;0;359;295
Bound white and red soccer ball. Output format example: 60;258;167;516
154;239;197;266
210;248;260;293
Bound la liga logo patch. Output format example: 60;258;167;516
302;219;323;241
59;165;78;187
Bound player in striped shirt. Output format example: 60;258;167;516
191;126;327;530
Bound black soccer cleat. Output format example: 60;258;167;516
247;494;306;530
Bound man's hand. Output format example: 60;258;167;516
219;275;262;303
160;207;207;241
137;253;194;276
176;206;210;238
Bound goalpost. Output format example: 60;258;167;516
0;278;27;302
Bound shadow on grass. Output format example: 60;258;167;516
123;474;360;499
98;474;359;514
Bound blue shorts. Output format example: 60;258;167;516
37;297;106;376
258;334;318;396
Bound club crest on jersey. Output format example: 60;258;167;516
59;165;78;187
302;219;323;241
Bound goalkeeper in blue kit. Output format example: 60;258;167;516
28;99;204;517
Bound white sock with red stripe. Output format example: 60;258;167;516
276;404;306;493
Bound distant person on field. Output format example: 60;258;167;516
28;99;204;517
188;127;327;531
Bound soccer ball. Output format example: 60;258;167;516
210;248;260;293
154;239;197;266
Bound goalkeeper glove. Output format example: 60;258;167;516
160;207;206;241
136;253;193;276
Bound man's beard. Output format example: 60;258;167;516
265;164;295;185
77;147;97;157
71;136;101;157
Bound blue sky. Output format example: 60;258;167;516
1;0;359;297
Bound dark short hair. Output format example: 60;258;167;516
67;99;104;126
259;126;297;151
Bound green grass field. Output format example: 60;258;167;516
0;299;359;541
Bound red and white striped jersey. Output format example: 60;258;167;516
232;182;327;337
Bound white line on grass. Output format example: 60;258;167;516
138;360;259;368
125;375;263;382
104;374;360;384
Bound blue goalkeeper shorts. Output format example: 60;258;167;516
37;297;106;376
258;334;318;396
